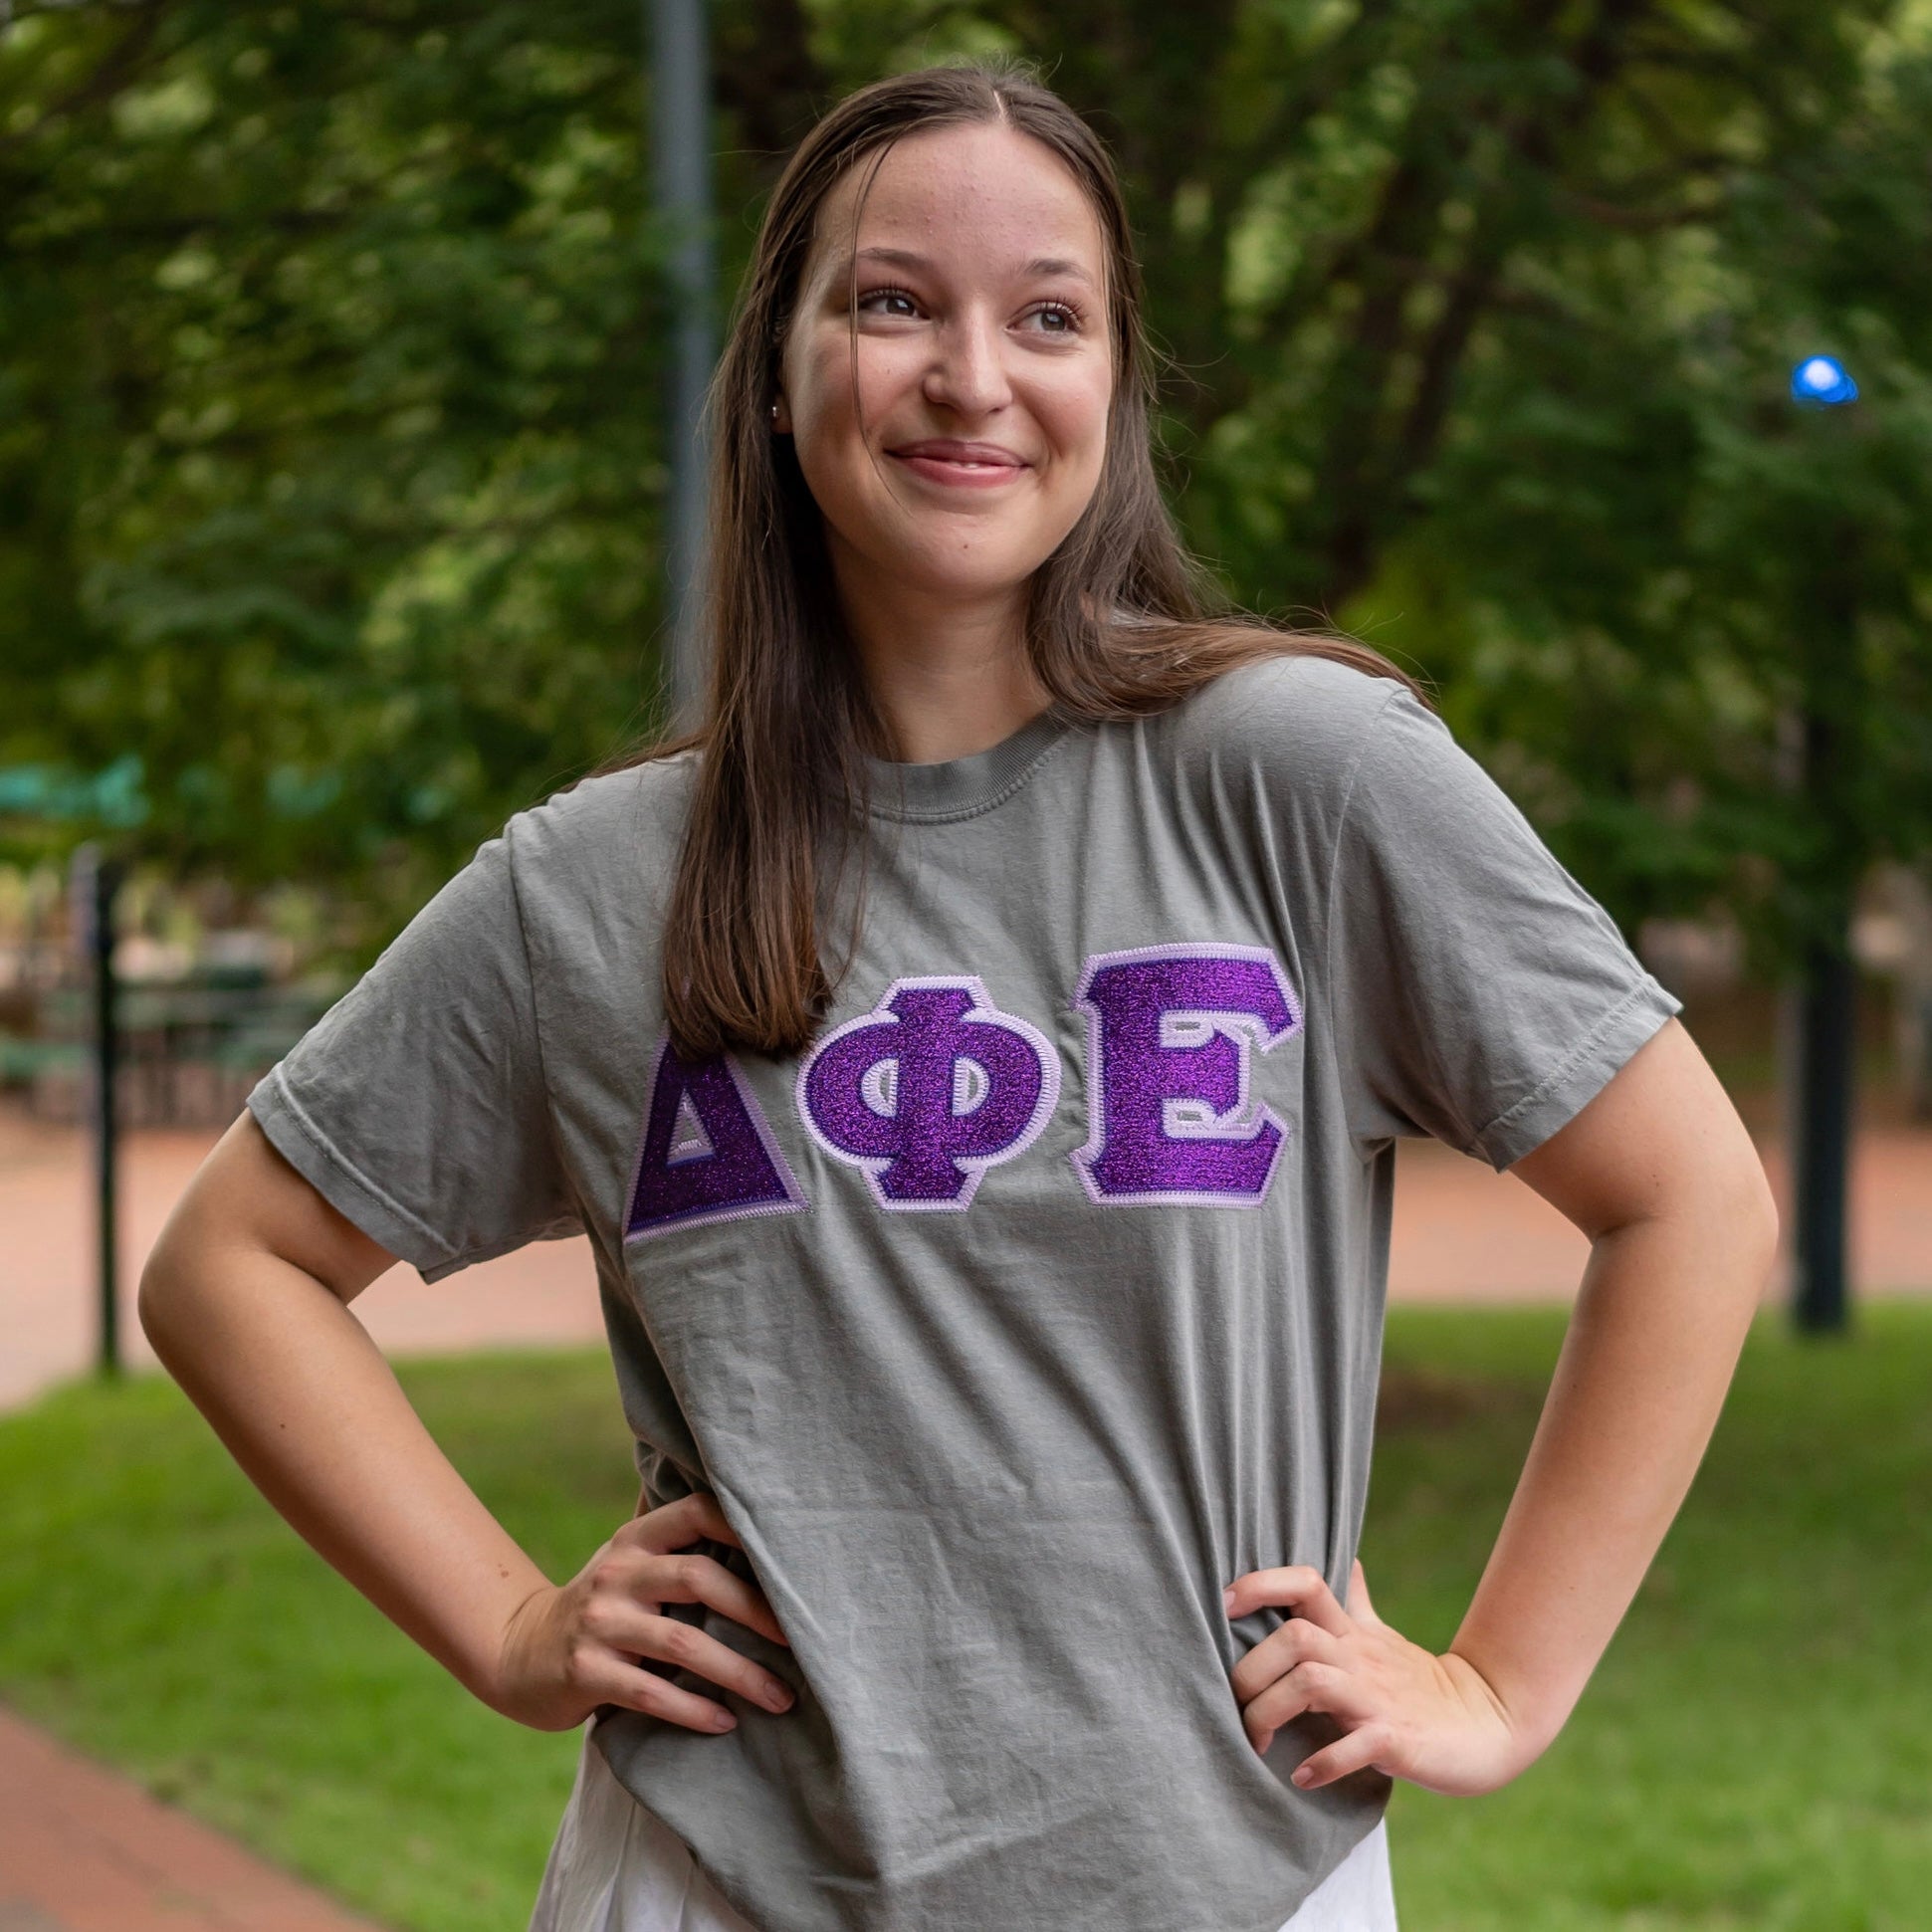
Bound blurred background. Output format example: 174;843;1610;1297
2;3;1929;1929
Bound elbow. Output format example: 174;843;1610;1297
1749;1169;1782;1287
135;1247;173;1357
1712;1151;1781;1309
136;1221;196;1361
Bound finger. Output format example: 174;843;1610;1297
1229;1617;1344;1704
1241;1680;1311;1759
1224;1565;1352;1636
594;1656;744;1734
1241;1660;1357;1754
629;1492;744;1556
1345;1559;1383;1628
646;1551;791;1649
618;1613;795;1714
1291;1721;1395;1791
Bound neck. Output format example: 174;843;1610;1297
833;551;1053;765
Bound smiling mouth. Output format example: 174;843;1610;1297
887;450;1030;487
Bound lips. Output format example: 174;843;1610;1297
885;439;1031;490
887;439;1029;467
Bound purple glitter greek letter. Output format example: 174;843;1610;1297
796;975;1060;1210
625;1034;807;1241
1071;944;1301;1205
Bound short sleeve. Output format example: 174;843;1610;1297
1326;686;1682;1170
247;827;583;1280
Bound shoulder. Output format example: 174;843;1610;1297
498;749;698;881
1158;649;1422;801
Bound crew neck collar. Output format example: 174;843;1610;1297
864;703;1076;822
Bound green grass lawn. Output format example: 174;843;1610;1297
3;1305;1929;1931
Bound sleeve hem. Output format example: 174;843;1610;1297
248;1066;459;1276
1474;974;1684;1172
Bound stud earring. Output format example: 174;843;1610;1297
768;403;779;423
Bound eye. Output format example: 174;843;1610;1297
1024;300;1086;336
856;284;922;319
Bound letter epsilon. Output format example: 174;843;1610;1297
1071;944;1301;1205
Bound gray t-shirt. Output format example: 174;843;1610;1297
249;653;1681;1932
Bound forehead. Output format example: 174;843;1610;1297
808;120;1106;282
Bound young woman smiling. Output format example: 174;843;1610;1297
139;59;1778;1932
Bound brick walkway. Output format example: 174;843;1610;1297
0;1706;380;1932
7;1106;1932;1413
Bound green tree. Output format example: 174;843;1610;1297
4;0;1928;970
3;2;682;918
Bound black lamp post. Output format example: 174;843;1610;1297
68;842;123;1378
1785;352;1859;1336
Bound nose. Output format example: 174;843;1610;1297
922;304;1013;419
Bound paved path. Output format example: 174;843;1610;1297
7;1105;1932;1413
0;1705;380;1932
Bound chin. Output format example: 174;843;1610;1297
899;549;1057;600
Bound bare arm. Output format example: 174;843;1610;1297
1226;1015;1779;1791
1438;1012;1777;1761
138;1113;794;1733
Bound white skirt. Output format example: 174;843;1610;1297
529;1721;1398;1932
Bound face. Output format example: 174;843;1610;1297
773;119;1115;611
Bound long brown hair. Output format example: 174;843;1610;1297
630;57;1430;1062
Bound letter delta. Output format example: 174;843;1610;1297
625;945;1302;1240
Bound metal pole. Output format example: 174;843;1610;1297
70;844;123;1378
1790;916;1855;1333
1787;656;1858;1335
649;0;717;727
1783;359;1861;1337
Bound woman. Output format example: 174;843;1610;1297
139;58;1778;1932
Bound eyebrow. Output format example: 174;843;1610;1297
853;244;1096;287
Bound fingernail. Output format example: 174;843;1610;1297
1222;1587;1238;1613
1291;1766;1313;1787
711;1710;737;1732
761;1685;793;1712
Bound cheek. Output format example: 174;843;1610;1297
1043;369;1114;483
795;332;918;445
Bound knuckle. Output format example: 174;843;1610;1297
626;1674;673;1718
587;1556;631;1597
580;1597;628;1645
656;1617;704;1666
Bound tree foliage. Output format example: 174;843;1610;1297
3;0;1928;964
